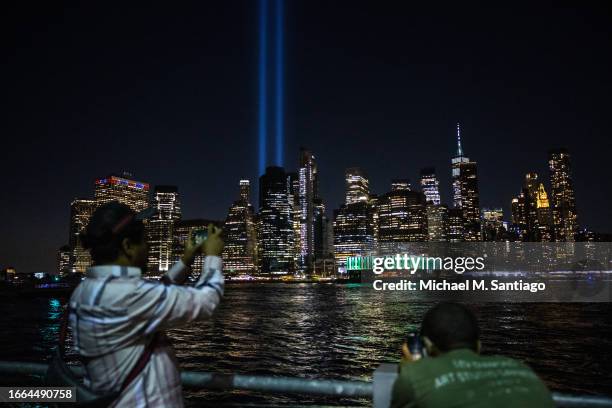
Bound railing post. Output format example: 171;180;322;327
373;363;398;408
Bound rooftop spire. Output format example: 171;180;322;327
456;122;464;157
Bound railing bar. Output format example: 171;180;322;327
0;361;609;406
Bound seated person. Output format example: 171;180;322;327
391;302;554;408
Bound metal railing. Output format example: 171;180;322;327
0;361;610;407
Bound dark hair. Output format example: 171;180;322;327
80;201;146;265
420;302;480;352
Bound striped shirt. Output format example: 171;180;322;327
69;256;224;407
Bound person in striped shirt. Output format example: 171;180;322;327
69;201;224;407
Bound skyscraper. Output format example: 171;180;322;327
377;181;428;245
518;173;554;242
511;192;527;240
420;167;441;205
239;179;251;203
523;173;540;241
481;208;506;241
333;202;374;271
223;180;257;274
297;148;318;271
94;172;149;211
447;208;465;243
535;183;553;242
345;167;369;205
258;166;295;274
147;185;181;275
451;124;481;241
57;245;72;275
427;204;449;242
548;148;578;241
313;198;328;260
69;198;96;272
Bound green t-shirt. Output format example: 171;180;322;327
391;349;554;408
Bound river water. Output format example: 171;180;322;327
1;282;611;406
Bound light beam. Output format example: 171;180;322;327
258;0;269;175
274;0;284;167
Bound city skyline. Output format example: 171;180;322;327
11;136;609;274
3;2;612;272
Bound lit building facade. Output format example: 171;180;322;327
427;204;449;242
333;202;374;270
420;167;441;205
147;185;181;276
535;183;553;242
69;198;96;272
481;208;505;241
451;124;480;241
511;192;527;240
258;166;295;274
345;167;369;205
297;149;319;271
57;245;72;275
223;180;257;274
447;208;464;243
377;182;428;244
94;172;149;212
548;148;578;241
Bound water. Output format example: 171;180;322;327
1;283;611;406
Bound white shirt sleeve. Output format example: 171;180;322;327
132;256;225;333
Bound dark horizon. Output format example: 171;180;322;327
2;2;611;273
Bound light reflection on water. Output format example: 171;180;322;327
0;284;610;406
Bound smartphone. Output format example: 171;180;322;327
405;333;427;360
193;229;208;245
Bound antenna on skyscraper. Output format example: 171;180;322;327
456;122;464;157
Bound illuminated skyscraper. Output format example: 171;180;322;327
94;172;149;211
511;192;527;240
69;198;96;272
287;172;301;265
297;148;318;271
451;124;480;241
452;124;469;209
368;194;380;245
333;202;374;271
548;148;578;241
147;186;181;276
345;167;369;205
57;245;72;276
447;208;464;243
518;173;553;242
391;179;411;192
258;166;295;274
313;198;328;260
240;179;251;203
420;167;441;205
377;182;428;244
523;173;540;241
481;208;506;241
223;180;257;274
535;183;553;242
427;204;448;242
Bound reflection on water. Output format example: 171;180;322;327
0;283;610;406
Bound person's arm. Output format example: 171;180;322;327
160;229;207;285
130;225;225;332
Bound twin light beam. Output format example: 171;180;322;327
258;0;284;175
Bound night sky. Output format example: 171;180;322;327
3;2;611;273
